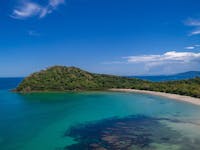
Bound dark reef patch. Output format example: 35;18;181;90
64;115;200;150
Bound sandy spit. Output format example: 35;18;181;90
109;88;200;106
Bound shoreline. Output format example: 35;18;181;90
109;88;200;106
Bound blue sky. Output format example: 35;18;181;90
0;0;200;77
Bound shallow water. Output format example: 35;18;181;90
1;79;200;150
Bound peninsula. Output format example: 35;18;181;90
16;66;200;99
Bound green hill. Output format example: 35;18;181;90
15;66;144;92
15;66;200;98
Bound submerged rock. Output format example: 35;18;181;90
64;115;200;150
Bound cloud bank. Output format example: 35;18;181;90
11;0;65;19
124;51;200;64
105;51;200;75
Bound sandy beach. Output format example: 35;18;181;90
110;88;200;106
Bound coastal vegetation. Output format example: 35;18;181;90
16;66;200;98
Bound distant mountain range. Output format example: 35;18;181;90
132;71;200;82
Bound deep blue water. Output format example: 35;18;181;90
0;78;23;90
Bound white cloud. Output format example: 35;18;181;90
184;44;200;50
185;18;200;36
11;0;65;19
190;29;200;36
184;46;195;50
11;2;42;19
185;18;200;26
50;0;65;8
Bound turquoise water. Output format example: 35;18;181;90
1;79;200;149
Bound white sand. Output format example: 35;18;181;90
109;88;200;106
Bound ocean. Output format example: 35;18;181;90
0;78;200;150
